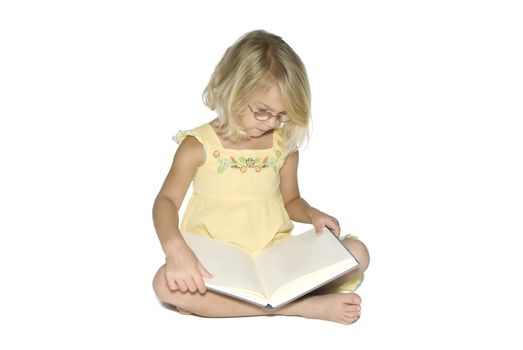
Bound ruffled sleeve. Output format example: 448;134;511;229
173;129;197;145
172;126;207;160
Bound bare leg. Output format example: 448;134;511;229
173;236;370;314
309;237;370;295
153;265;362;325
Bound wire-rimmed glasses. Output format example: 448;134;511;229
248;104;289;124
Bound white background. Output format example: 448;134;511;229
1;0;522;348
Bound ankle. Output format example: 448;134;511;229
275;296;312;317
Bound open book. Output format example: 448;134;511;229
181;227;359;310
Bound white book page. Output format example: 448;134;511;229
181;232;265;295
253;228;357;297
268;260;358;308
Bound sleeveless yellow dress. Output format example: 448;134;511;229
173;122;363;293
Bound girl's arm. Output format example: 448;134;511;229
280;151;316;222
152;136;204;254
152;136;212;294
280;150;341;236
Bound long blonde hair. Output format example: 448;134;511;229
202;29;311;156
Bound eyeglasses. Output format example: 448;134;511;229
248;104;289;123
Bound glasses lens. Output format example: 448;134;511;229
252;106;288;123
254;111;271;121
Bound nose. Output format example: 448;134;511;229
266;117;280;129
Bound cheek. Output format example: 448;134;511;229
238;114;256;129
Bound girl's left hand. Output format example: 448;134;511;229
309;208;341;237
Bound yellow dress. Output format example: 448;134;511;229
173;122;363;293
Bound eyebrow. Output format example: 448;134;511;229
258;103;287;114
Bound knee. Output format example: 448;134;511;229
152;264;170;302
152;265;202;315
343;238;370;273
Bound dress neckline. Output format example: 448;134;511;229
205;123;276;152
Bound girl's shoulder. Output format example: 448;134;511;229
172;123;213;167
172;122;213;146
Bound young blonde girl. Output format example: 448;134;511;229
152;30;370;325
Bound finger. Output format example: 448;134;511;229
165;275;178;291
326;221;341;237
169;280;179;291
176;279;189;293
186;278;198;293
193;275;208;294
335;221;341;236
164;274;178;291
198;262;213;278
330;224;341;237
173;281;181;292
314;224;323;235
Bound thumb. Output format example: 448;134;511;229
314;224;324;235
198;261;213;278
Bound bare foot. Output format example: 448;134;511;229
294;293;362;325
176;307;192;315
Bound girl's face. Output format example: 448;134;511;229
238;85;287;138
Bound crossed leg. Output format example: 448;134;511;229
153;236;370;325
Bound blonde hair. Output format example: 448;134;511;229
202;29;311;155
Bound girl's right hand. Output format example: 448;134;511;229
164;242;213;294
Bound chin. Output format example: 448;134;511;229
248;128;266;137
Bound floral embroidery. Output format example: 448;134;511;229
213;150;281;174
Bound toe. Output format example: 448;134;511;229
345;304;360;313
343;292;362;305
176;307;192;315
346;311;360;318
342;315;359;325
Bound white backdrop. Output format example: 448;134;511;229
1;0;522;349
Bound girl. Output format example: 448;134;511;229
152;30;370;325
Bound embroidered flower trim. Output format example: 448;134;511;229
213;150;282;174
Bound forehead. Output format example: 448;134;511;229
251;85;286;112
